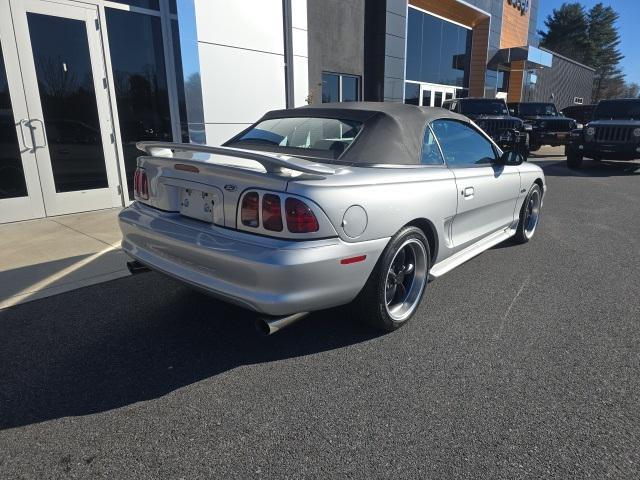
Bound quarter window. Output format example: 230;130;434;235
431;120;496;167
421;127;444;165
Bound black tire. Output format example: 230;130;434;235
513;184;542;244
567;150;583;169
350;226;430;332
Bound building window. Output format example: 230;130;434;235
322;73;361;103
497;70;509;93
406;7;472;89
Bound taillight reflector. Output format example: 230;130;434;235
133;167;148;200
340;255;367;265
241;192;259;227
262;194;283;231
175;163;199;173
285;197;319;233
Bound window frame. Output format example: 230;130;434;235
419;123;446;166
101;0;186;205
430;118;500;169
321;71;362;103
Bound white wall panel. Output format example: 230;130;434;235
291;0;307;30
291;26;308;57
194;0;284;54
199;43;286;124
205;123;250;146
293;55;309;107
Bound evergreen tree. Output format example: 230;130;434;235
538;2;626;101
538;3;591;64
587;3;625;101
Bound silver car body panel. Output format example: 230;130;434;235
120;202;387;315
119;115;545;317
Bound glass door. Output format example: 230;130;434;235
9;0;121;217
419;84;457;107
0;1;45;223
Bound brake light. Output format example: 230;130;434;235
285;197;319;233
241;192;259;227
262;194;283;231
133;167;148;200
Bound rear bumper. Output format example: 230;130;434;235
531;131;571;146
577;141;640;160
119;203;388;316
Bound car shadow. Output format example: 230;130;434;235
531;159;640;177
528;151;565;158
0;272;380;430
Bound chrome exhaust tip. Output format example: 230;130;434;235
255;312;309;335
127;260;150;275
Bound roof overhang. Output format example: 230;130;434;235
489;45;553;71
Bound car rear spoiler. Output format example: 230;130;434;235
136;141;336;177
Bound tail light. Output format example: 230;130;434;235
241;192;259;227
262;194;283;231
239;192;320;235
133;167;148;200
285;197;319;233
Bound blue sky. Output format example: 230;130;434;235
537;0;640;84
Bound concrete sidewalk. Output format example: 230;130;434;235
0;208;129;310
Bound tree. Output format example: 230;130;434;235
538;2;625;101
587;3;625;101
619;82;640;99
539;3;591;64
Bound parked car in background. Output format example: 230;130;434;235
561;104;596;127
566;98;640;168
509;102;578;152
442;98;530;159
119;103;545;334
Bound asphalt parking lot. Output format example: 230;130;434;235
1;151;639;479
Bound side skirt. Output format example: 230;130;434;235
429;227;515;279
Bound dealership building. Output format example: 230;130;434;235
0;0;594;224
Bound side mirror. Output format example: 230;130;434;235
497;150;524;166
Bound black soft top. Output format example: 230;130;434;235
254;102;470;166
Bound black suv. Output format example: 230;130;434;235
566;98;640;168
561;104;596;126
508;102;578;151
442;98;529;158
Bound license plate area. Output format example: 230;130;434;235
180;187;218;223
554;132;568;139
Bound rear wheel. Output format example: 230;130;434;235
350;226;430;332
513;184;542;244
567;150;583;169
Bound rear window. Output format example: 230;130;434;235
226;117;363;159
459;100;508;115
519;103;559;116
593;100;640;120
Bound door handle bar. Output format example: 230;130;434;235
18;119;34;151
29;118;47;148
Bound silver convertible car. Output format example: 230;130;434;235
119;103;545;334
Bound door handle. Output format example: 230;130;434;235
29;118;47;148
18;119;34;151
463;187;474;198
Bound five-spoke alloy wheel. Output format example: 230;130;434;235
514;183;543;244
351;226;430;332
